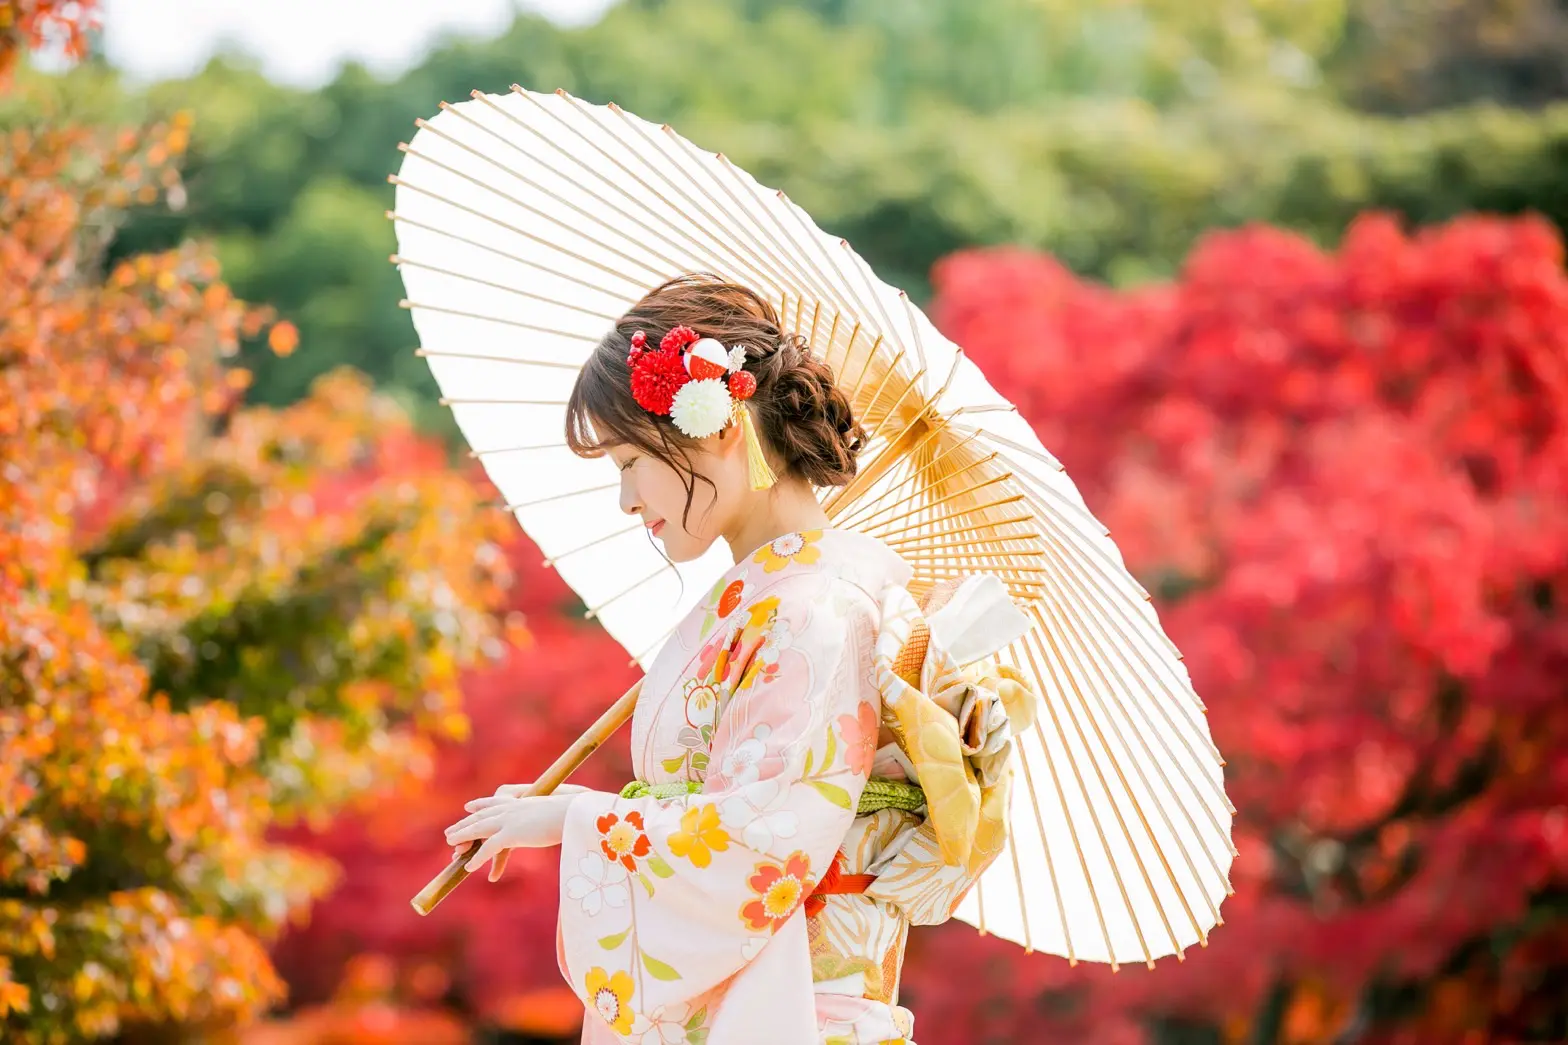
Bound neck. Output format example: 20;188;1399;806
724;479;833;564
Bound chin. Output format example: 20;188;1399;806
660;533;717;564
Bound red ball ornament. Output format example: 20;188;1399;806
630;330;647;350
727;370;757;401
687;356;728;381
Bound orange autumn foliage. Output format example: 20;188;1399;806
1;114;512;1043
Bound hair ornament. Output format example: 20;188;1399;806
625;328;776;489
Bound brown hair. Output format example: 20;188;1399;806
564;273;866;531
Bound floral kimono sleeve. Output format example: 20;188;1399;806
557;575;878;1039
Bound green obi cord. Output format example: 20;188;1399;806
619;777;925;816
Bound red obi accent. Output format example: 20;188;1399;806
804;850;877;918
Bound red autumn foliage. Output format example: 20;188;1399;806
915;212;1568;1043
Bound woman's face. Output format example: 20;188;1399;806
605;427;745;563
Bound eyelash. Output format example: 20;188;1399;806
620;457;637;472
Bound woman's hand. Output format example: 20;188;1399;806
445;782;593;881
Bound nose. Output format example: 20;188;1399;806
618;472;641;518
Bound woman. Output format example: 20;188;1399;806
442;275;1019;1045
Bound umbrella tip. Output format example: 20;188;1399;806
472;88;484;98
414;347;428;357
389;253;401;264
608;101;622;112
398;298;412;309
384;209;395;220
554;87;567;96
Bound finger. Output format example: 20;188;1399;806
448;804;510;836
489;849;511;882
446;818;502;846
466;836;501;874
464;795;517;813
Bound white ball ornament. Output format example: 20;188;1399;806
670;378;735;438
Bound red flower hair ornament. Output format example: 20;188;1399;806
626;325;775;488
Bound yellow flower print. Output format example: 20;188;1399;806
752;529;822;573
584;967;635;1034
667;803;731;868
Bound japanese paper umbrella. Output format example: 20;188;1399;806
390;85;1234;968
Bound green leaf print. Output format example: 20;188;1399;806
822;723;837;769
637;872;655;897
662;755;687;774
640;950;683;981
647;853;675;878
598;929;629;950
808;780;852;810
685;1008;707;1031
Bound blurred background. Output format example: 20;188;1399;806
3;1;1565;1043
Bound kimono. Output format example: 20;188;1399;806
556;528;1028;1045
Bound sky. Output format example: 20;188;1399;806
98;0;618;86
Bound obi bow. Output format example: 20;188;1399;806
872;574;1036;873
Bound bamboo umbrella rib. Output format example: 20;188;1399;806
603;99;832;304
776;189;876;328
1018;629;1122;969
704;149;857;318
975;873;987;937
401;300;596;341
1028;520;1224;772
866;473;1018;534
1035;591;1193;957
1030;607;1173;966
805;298;823;348
393;256;619;322
502;482;617;511
858;367;929;452
416;109;696;276
1041;577;1229;923
389;177;650;290
416;347;585;370
540;522;645;568
440;397;569;406
895;290;929;374
488;95;798;300
582;96;827;306
819;312;843;370
889;531;1041;556
838;448;996;532
1004;811;1036;955
832;238;903;360
873;510;1034;547
834;426;981;531
999;643;1076;963
461;95;796;297
1040;534;1237;826
584;564;676;620
396;141;673;282
865;489;1022;539
385;211;631;302
827;319;862;376
471;442;570;457
1026;514;1220;754
845;349;911;436
846;335;887;415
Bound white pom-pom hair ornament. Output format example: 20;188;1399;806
669;378;735;438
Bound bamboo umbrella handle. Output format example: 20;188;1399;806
410;678;644;916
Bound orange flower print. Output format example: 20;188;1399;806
718;579;745;617
740;851;815;932
584;967;635;1034
752;529;822;573
837;700;878;778
596;811;651;873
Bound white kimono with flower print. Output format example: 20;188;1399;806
556;528;917;1045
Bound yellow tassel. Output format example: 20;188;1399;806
739;402;777;490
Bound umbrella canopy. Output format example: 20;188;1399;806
390;86;1234;968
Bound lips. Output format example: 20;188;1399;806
647;520;664;536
